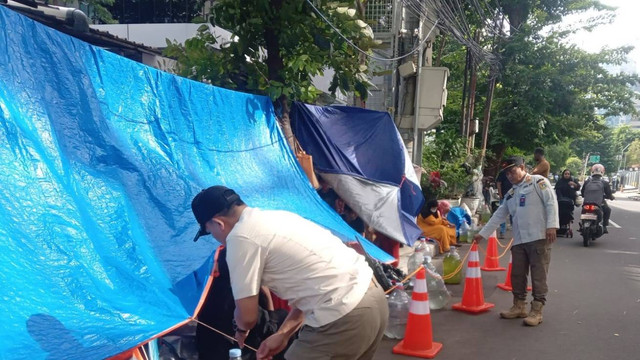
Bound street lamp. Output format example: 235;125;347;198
618;143;632;172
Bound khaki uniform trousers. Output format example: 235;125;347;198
285;279;389;360
511;239;552;304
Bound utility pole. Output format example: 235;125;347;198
480;76;496;162
412;14;424;165
460;48;470;137
465;30;480;155
581;152;591;182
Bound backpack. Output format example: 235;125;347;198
582;178;604;205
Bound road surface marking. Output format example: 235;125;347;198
604;250;640;255
609;220;621;228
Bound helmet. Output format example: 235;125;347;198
590;164;605;176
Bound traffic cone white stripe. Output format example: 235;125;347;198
469;250;480;262
466;266;481;278
413;274;428;293
409;299;431;315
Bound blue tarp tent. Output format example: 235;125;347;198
290;102;424;246
0;7;392;359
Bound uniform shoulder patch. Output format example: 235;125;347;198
538;180;547;190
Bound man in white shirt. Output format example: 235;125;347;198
473;156;558;327
191;186;388;359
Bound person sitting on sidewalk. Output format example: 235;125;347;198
417;199;458;253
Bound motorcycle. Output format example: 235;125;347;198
578;202;604;247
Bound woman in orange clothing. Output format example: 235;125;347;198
417;199;458;252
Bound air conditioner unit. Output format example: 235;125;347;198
398;61;416;78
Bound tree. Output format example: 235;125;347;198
62;0;117;23
625;139;640;168
565;157;583;176
107;0;204;24
545;143;573;174
164;0;378;148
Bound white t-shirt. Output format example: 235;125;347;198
226;207;372;328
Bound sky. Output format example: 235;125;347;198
567;0;640;74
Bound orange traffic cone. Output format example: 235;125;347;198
452;242;495;314
497;253;532;292
481;231;506;271
393;267;443;358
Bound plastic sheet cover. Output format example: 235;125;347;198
0;7;392;360
290;102;424;245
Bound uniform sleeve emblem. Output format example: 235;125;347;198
537;178;547;190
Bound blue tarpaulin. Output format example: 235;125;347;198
0;7;392;359
291;102;424;245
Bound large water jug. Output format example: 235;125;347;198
407;239;427;280
443;247;462;284
384;284;410;339
424;257;451;309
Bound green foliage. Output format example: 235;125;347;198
66;0;117;23
545;142;573;173
490;32;639;153
435;0;639;178
626;139;640;167
422;130;473;198
565;156;583;175
164;0;378;103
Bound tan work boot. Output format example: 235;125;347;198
499;299;527;319
524;300;544;326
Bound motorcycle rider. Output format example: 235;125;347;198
581;164;614;233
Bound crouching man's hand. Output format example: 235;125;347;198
257;332;289;360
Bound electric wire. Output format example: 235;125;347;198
306;0;439;62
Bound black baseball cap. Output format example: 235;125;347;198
501;156;524;171
191;186;240;242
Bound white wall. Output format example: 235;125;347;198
90;23;232;49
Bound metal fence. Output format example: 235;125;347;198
619;170;640;191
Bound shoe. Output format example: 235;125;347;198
500;299;527;319
498;232;504;239
523;301;544;326
603;226;608;234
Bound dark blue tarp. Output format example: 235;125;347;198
291;102;424;245
0;7;392;359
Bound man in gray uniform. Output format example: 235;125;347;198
473;156;558;326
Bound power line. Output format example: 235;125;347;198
306;0;439;62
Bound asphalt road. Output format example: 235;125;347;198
374;191;640;360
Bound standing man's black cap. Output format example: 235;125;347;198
501;156;524;171
191;186;240;242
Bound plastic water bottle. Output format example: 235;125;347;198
424;257;451;309
384;283;410;339
443;247;462;284
459;221;470;243
407;238;427;285
229;348;242;360
480;204;492;224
